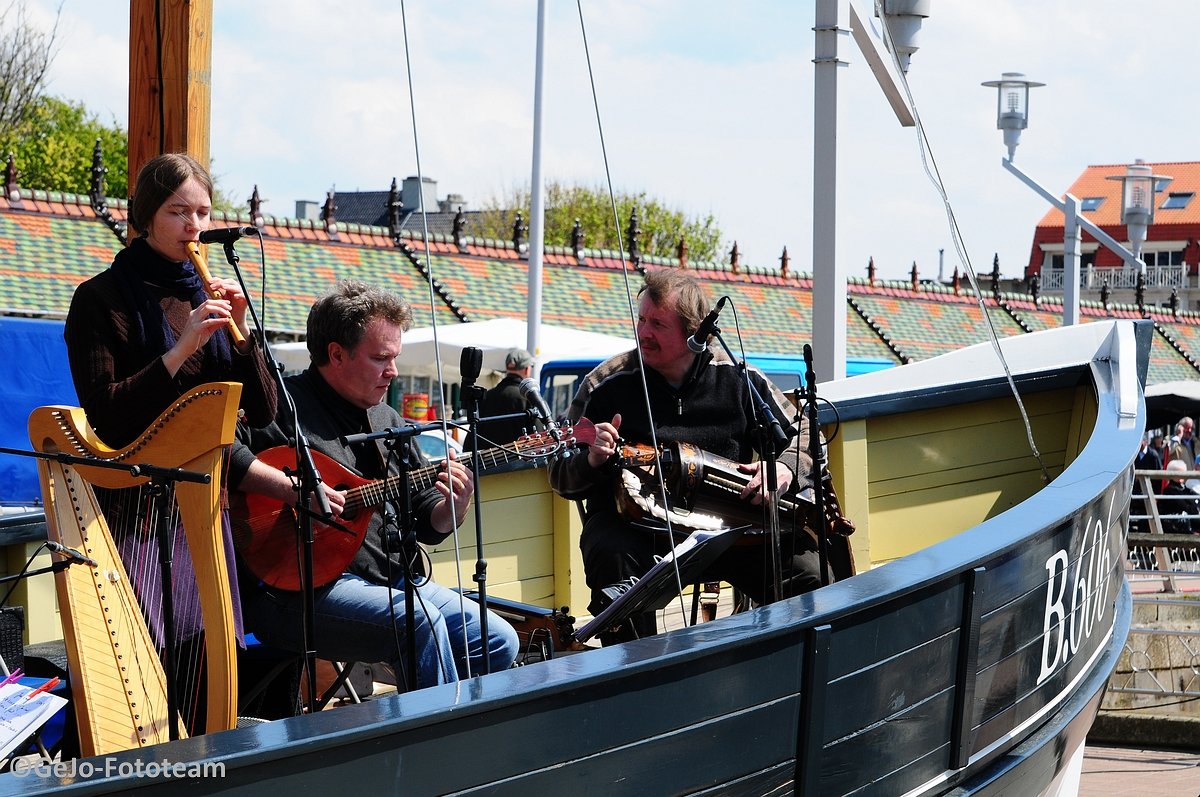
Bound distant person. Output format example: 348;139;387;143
1168;417;1199;490
465;347;540;450
1135;433;1164;472
1151;432;1168;465
1131;433;1164;536
1161;460;1200;535
1168;417;1195;467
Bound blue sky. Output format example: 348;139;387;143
21;1;1199;281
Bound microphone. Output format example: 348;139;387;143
44;540;98;568
518;377;553;424
198;226;259;245
460;346;483;389
687;296;728;354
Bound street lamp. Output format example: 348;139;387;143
1107;159;1171;265
983;71;1149;327
877;0;932;74
981;72;1044;160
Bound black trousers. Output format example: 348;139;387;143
580;505;829;645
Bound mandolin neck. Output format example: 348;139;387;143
340;443;526;516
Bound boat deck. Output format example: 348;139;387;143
1081;744;1200;796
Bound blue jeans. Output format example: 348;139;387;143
245;572;519;690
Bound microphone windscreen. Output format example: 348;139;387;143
460;346;483;382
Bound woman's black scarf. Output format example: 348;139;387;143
109;237;233;368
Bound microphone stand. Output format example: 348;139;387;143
704;330;790;604
802;345;832;588
457;347;491;675
342;425;424;687
379;440;420;689
0;558;85;584
216;238;332;715
0;446;211;486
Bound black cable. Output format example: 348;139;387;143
253;229;268;341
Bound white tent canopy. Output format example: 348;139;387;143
1143;379;1200;430
271;318;632;381
1144;380;1200;402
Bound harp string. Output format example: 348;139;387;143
65;468;174;734
99;481;209;733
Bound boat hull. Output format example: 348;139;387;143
2;321;1145;796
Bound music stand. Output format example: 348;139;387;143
573;525;747;644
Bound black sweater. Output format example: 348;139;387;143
548;346;812;508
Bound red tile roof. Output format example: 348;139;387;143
1035;161;1200;228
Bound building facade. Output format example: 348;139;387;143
1026;161;1200;311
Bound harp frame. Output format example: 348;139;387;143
28;382;242;756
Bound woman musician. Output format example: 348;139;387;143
63;152;278;732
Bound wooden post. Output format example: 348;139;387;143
128;0;213;187
1137;472;1178;593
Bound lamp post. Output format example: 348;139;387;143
878;0;932;74
983;72;1151;326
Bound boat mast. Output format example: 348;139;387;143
812;0;847;381
526;0;548;377
127;0;214;184
812;0;917;380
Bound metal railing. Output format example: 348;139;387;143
1040;263;1188;291
1105;469;1200;708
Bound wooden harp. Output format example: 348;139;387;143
28;382;242;756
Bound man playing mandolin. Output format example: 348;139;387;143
230;280;518;690
549;269;831;645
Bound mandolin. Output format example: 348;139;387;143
232;421;594;590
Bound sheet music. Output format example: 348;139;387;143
656;526;734;564
0;683;67;760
